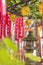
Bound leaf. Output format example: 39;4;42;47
0;48;15;65
26;53;41;62
3;37;18;52
17;61;25;65
0;38;25;65
0;48;24;65
16;0;21;3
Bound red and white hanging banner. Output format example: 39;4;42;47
4;12;11;38
2;0;6;15
2;0;11;38
15;17;24;42
0;0;3;39
0;12;2;39
0;0;2;12
0;0;11;39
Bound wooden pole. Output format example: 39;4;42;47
42;0;43;37
41;0;43;64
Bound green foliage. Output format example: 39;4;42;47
26;53;41;62
0;48;15;65
16;0;21;3
7;0;41;23
3;37;18;52
0;37;41;65
0;37;25;65
0;47;25;65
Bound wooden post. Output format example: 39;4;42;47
41;0;43;64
